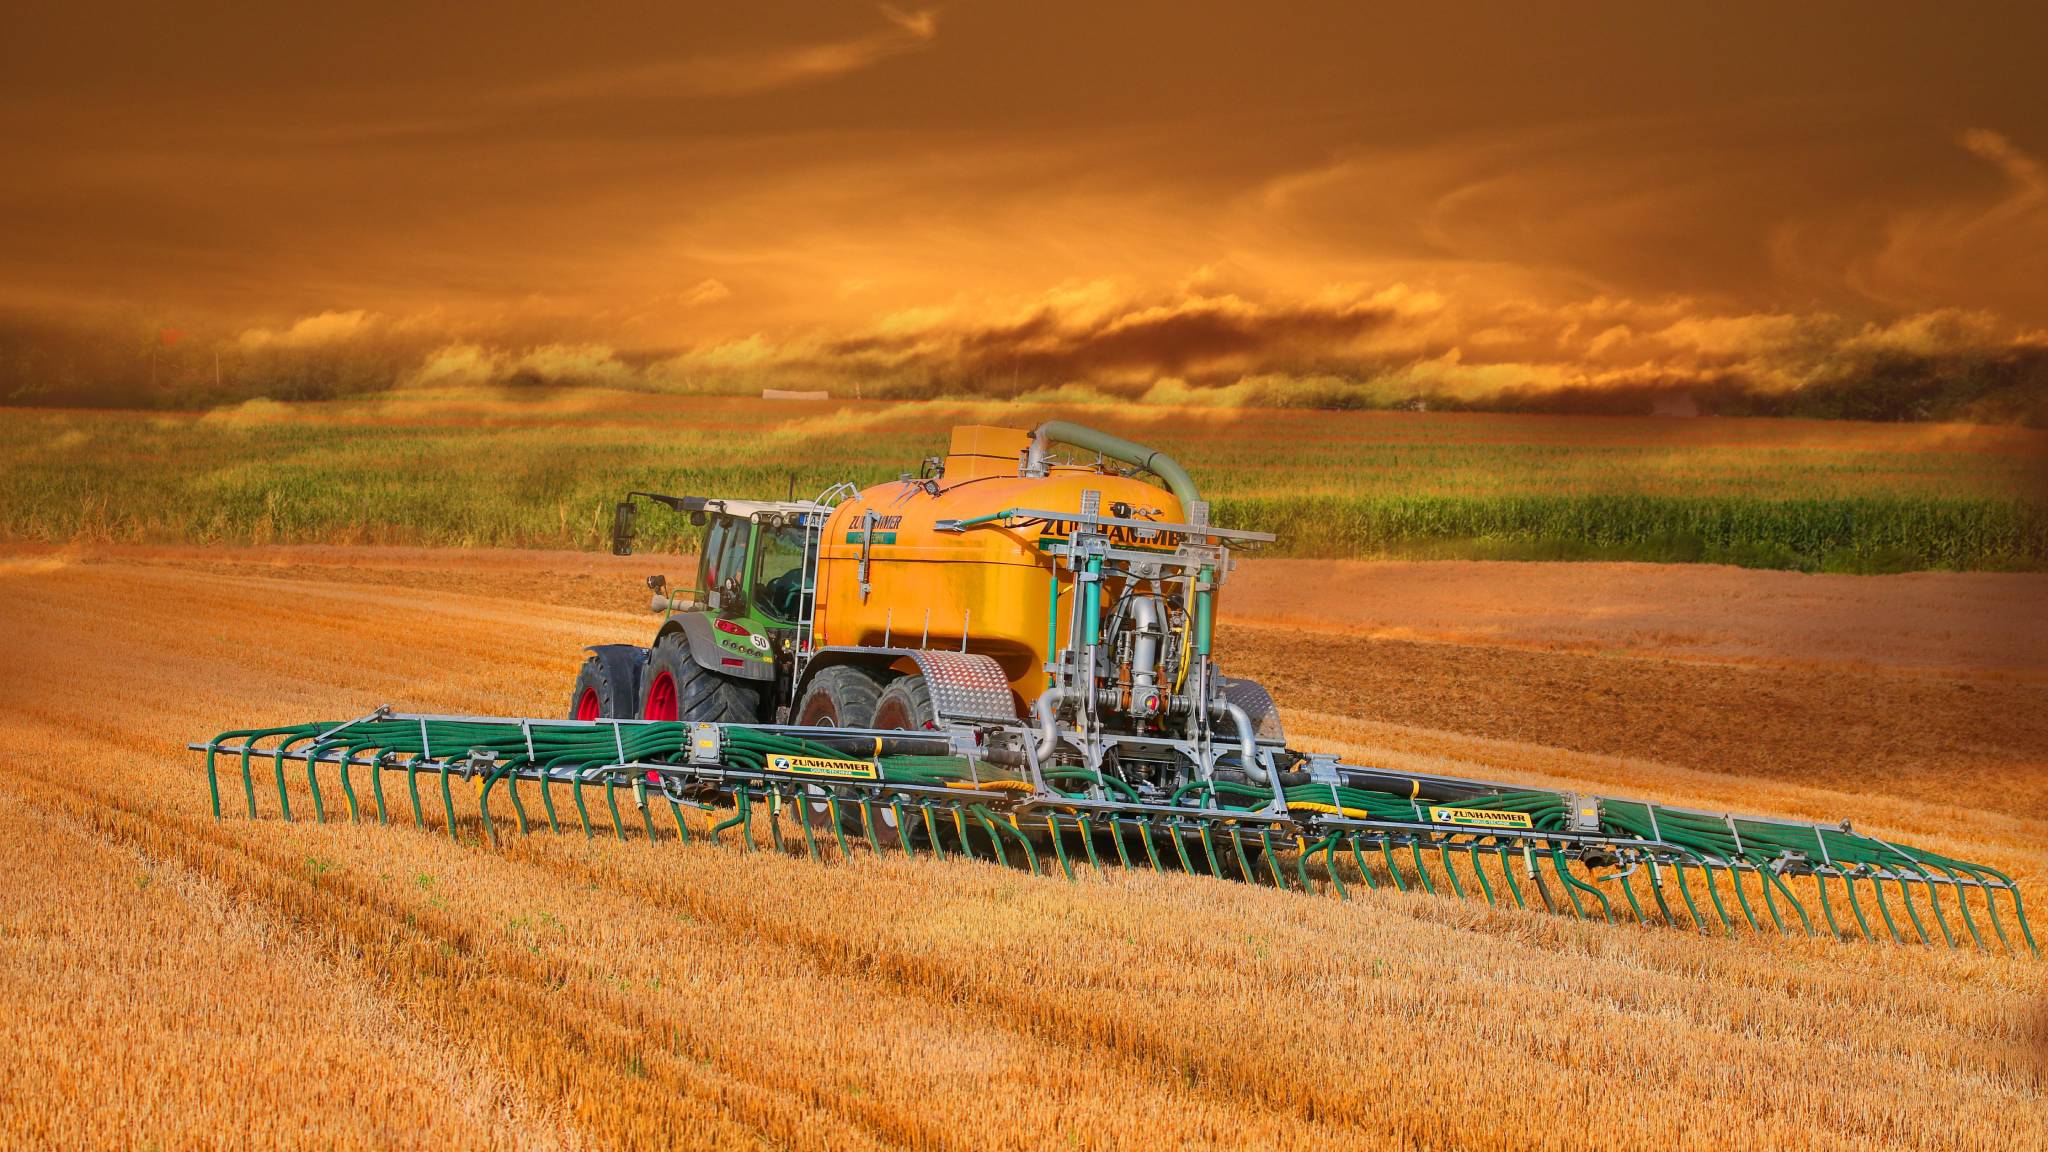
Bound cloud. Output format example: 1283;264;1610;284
491;6;940;106
404;341;643;389
1959;129;2047;200
682;278;732;307
236;310;379;349
814;285;1406;385
1779;128;2048;318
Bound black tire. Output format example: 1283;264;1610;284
568;654;638;720
863;674;942;849
790;666;888;842
641;632;760;723
873;674;939;731
794;665;884;728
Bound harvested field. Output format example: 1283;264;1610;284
1;546;2043;1150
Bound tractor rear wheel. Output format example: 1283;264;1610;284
568;655;637;720
640;633;759;723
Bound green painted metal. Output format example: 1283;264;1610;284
404;755;427;826
1466;842;1496;906
604;781;627;842
1550;848;1611;922
438;763;458;841
1494;845;1524;908
1228;828;1255;885
1301;835;1338;896
1437;843;1465;899
193;716;2033;954
1409;843;1436;895
1260;830;1287;890
1349;837;1378;891
1045;814;1076;881
573;774;594;838
1382;840;1407;892
1136;821;1164;872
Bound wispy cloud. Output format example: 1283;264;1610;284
492;6;940;107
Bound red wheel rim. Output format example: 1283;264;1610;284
575;688;602;721
645;671;678;721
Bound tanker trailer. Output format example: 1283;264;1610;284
192;420;2035;950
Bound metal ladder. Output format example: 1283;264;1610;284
791;482;859;707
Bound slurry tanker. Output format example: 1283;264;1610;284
197;421;2033;951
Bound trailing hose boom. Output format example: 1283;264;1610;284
192;421;2034;953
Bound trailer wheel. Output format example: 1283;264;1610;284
859;675;942;849
788;667;889;843
794;665;883;728
641;633;759;723
568;655;636;720
873;675;938;731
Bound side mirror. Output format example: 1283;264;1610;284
690;510;707;527
611;501;637;556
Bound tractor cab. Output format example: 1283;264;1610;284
658;502;812;629
574;493;829;722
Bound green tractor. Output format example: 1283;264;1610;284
569;493;825;726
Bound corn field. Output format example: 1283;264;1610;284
2;392;2042;570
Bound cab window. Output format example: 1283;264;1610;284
751;522;810;623
701;516;747;601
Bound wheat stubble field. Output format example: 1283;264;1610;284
1;546;2044;1151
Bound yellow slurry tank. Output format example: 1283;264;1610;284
812;425;1188;708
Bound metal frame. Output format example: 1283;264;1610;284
192;707;2036;953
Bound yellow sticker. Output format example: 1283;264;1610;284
1427;805;1533;829
766;754;878;780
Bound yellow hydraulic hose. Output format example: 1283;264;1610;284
1290;800;1378;820
1173;602;1194;693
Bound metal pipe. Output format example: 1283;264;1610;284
1129;594;1164;688
1045;570;1060;687
1034;687;1071;763
1024;420;1201;508
1221;701;1264;785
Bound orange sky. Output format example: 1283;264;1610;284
3;2;2045;399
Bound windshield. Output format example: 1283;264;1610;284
751;522;810;623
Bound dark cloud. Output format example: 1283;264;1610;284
1;3;2045;412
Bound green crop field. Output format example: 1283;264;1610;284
3;390;2043;571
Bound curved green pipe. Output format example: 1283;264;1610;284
1030;421;1200;508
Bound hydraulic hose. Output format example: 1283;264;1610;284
1025;421;1200;509
198;714;2033;952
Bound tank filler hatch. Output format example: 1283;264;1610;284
942;425;1032;483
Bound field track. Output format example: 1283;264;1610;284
2;546;2044;1150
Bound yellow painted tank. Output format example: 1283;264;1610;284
812;425;1185;710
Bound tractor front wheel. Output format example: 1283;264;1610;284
640;634;760;723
